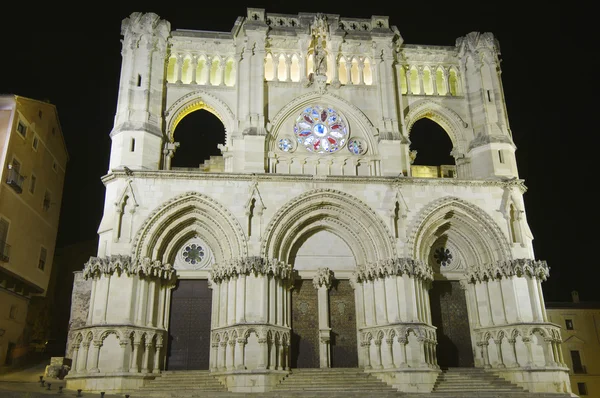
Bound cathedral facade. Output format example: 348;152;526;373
65;8;572;395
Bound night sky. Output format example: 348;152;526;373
1;4;589;302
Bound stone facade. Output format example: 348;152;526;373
65;8;573;395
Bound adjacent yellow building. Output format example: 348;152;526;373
0;95;68;367
547;292;600;398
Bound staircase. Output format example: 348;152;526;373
424;367;572;398
135;370;230;397
264;368;402;397
132;368;574;397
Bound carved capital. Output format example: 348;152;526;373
210;256;293;282
312;267;334;290
83;255;176;282
352;257;433;283
466;258;550;283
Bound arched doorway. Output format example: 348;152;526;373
289;229;358;368
166;279;212;370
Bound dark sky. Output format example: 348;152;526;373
1;3;589;302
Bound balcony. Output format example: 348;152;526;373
0;240;10;262
5;168;24;193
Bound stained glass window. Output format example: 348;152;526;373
278;138;294;152
347;139;365;155
293;105;348;154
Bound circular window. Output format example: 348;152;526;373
294;105;348;154
347;139;366;155
182;243;205;265
434;247;453;267
278;138;295;152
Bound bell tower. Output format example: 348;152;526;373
108;12;171;171
459;32;519;180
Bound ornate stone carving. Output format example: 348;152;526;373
312;267;333;289
353;257;433;283
466;258;550;282
82;255;176;281
209;256;293;282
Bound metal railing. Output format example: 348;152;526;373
5;168;24;193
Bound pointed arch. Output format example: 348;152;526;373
165;90;235;145
261;188;395;265
132;191;247;264
406;196;512;269
404;99;469;153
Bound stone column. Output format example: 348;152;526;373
313;268;333;368
443;67;451;95
219;341;227;371
88;342;102;373
374;340;383;369
404;65;412;94
431;68;439;95
153;338;162;374
495;339;506;368
190;56;198;84
227;340;236;370
384;338;395;369
141;341;151;373
129;336;141;373
235;338;246;370
258;338;268;370
508;338;520;367
284;55;292;82
175;54;183;84
70;344;80;374
397;337;408;368
479;342;491;368
417;66;425;95
362;341;372;370
523;337;534;367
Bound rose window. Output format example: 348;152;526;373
293;105;348;154
182;243;205;265
434;247;453;267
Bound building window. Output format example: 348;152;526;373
29;174;36;194
578;382;588;396
16;121;27;138
52;161;57;172
566;319;574;330
38;247;47;270
38;110;43;119
9;305;18;319
571;350;585;373
0;217;9;262
498;150;505;164
32;135;39;151
43;191;51;211
51;127;56;135
130;138;136;152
